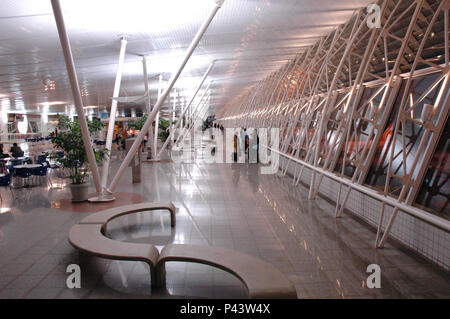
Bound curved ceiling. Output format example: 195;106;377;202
0;0;373;116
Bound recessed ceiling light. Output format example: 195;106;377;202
39;101;67;106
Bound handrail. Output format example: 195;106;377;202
262;145;450;232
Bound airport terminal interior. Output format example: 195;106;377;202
0;0;449;299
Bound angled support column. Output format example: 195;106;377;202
100;36;127;196
152;74;164;159
142;56;154;156
108;0;224;192
171;90;178;147
174;81;212;146
157;61;215;158
51;0;102;195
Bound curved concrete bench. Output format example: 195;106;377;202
68;203;296;298
69;202;176;287
156;244;297;299
69;224;160;286
79;202;176;228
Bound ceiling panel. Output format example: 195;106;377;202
0;0;373;116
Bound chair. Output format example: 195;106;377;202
13;166;32;188
8;159;23;176
47;152;65;188
0;173;14;203
31;164;49;186
36;154;48;165
11;159;23;166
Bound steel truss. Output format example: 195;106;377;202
216;0;450;248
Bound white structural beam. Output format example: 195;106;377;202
108;0;224;192
51;0;102;194
142;56;153;154
153;74;164;159
265;145;450;233
173;80;212;146
157;61;215;158
171;90;178;147
101;36;128;188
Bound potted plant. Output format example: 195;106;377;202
49;115;108;202
130;115;174;142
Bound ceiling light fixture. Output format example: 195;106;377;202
39;101;67;106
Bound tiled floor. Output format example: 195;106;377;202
0;142;449;299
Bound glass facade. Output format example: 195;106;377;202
415;116;450;219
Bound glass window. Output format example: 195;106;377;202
414;116;449;219
334;83;394;178
365;72;448;197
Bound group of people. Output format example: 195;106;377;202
0;143;24;159
232;127;259;163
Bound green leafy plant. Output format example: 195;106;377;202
48;115;109;185
130;115;175;142
130;114;148;130
158;117;172;142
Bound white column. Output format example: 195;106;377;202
101;36;127;189
0;98;9;141
153;74;163;159
51;0;102;194
157;62;215;157
41;106;48;137
171;90;178;147
108;0;225;192
142;56;153;153
174;80;212;146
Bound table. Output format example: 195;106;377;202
12;164;43;187
13;164;42;169
1;157;27;162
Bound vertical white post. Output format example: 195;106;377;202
41;107;48;137
153;74;163;159
101;36;127;188
51;0;102;194
0;98;9;141
171;90;178;147
142;56;153;155
108;0;224;192
157;62;215;157
174;80;212;146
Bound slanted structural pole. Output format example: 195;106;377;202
51;0;102;195
100;36;127;191
108;0;224;192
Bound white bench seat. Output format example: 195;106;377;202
69;223;160;286
156;244;297;299
79;202;176;227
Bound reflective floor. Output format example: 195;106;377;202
0;143;449;299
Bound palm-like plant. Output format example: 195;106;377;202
48;115;108;185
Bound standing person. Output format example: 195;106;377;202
116;133;121;146
10;143;24;158
233;134;239;162
256;131;260;163
143;134;148;148
249;129;257;163
0;144;8;158
240;128;248;161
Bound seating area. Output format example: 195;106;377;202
0;0;449;303
69;203;297;298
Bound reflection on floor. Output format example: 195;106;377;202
0;146;449;299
